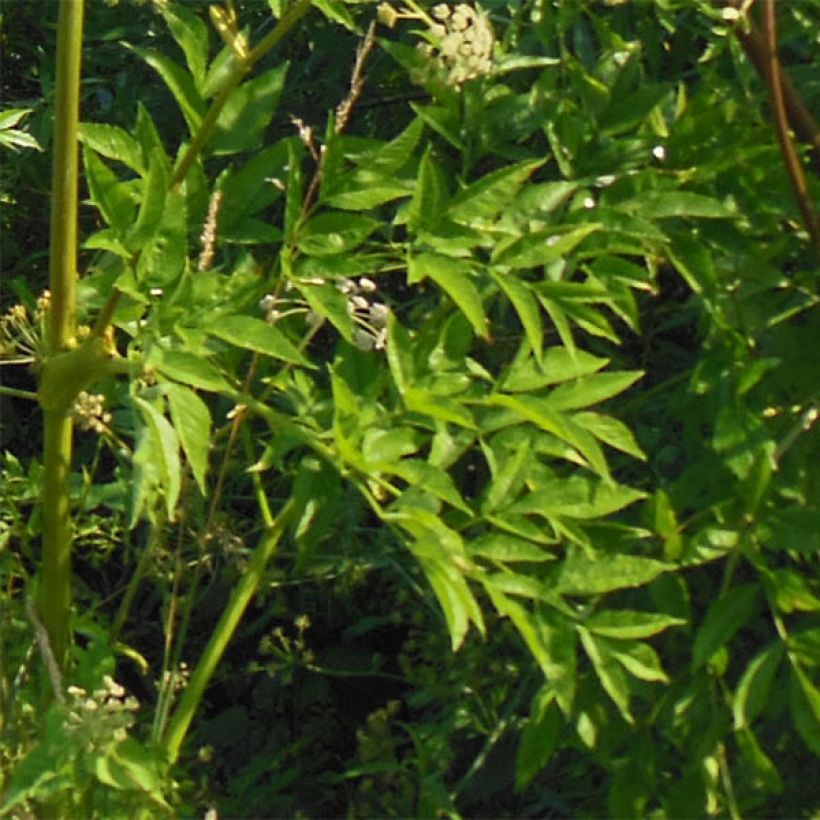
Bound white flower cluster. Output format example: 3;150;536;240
64;675;139;752
259;276;389;352
71;390;112;434
425;4;494;85
377;2;494;86
336;277;389;352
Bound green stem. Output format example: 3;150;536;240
39;0;85;672
160;501;295;764
171;0;315;189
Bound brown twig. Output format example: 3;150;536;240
760;0;820;255
727;0;820;176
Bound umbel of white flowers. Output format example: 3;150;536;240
377;2;494;86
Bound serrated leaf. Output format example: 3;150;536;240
578;627;633;723
487;394;610;478
133;397;181;522
205;315;312;367
469;534;554;563
574;411;646;461
733;642;784;730
448;159;544;224
165;383;211;495
408;145;448;231
296;212;380;256
79;123;144;174
160;4;209;89
390;460;471;514
546;371;643;411
492;224;601;268
212;63;288;155
502;347;609;392
511;475;645;519
558;549;671;595
640;191;734;220
692;584;761;669
482;437;531;514
586;610;686;639
411;254;489;337
135;186;186;287
83;146;136;234
610;640;669;682
125;45;205;135
152;348;235;393
126;148;168;250
492;272;543;363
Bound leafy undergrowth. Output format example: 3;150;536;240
1;1;818;817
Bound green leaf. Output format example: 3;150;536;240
135;187;187;287
165;383;211;495
448;159;544;224
502;347;608;392
152;348;235;393
133;396;181;523
487;394;610;478
408;145;448;231
492;224;601;268
790;665;820;755
638;191;734;220
574;411;646;461
313;0;357;30
390;460;471;514
610;640;669;683
733;642;784;730
205;315;312;367
585;610;686;640
510;475;645;520
160;4;209;89
482;437;531;514
126;148;168;250
558;549;672;595
692;584;761;670
469;534;555;563
79;123;144;174
735;728;783;796
297;280;355;340
546;371;643;411
516;688;563;791
353;117;424;174
83;146;136;234
296;212;380;256
492;272;543;364
406;387;476;429
212;63;288;155
323;174;415;210
409;253;489;339
125;45;205;135
578;627;633;723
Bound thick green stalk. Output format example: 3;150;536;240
160;502;294;764
39;0;85;671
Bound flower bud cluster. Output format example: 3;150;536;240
0;302;39;361
259;276;389;352
377;2;494;86
425;4;494;85
336;277;390;352
63;675;139;753
71;390;112;434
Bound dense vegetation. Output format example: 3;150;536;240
0;0;818;816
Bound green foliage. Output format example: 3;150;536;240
1;0;819;816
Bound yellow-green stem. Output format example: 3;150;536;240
160;501;294;764
39;0;85;671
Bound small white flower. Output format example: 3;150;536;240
353;328;375;351
652;145;667;161
583;196;596;209
358;277;377;292
369;302;389;327
350;295;369;311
